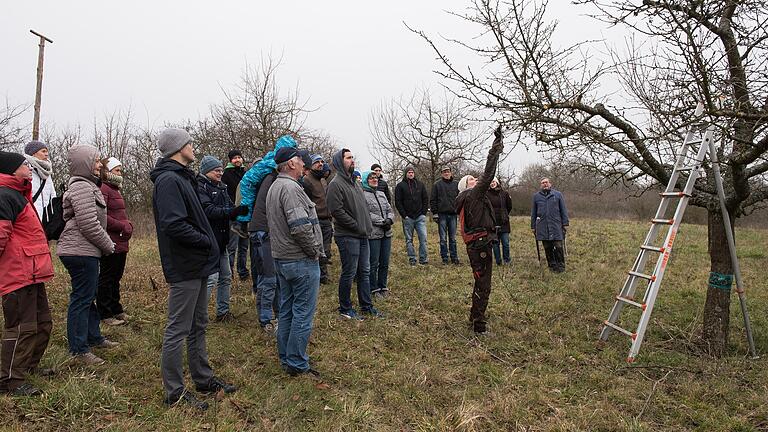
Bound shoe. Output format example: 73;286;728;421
114;312;131;321
73;352;105;366
215;312;234;322
474;329;489;336
28;367;56;377
164;391;209;411
92;339;120;349
239;273;250;281
503;260;511;265
373;292;386;300
230;224;249;239
320;276;330;285
102;317;125;326
261;322;277;336
442;260;449;265
362;307;384;318
196;376;237;395
9;383;42;397
452;259;461;265
339;309;364;321
409;261;417;267
285;366;322;381
419;261;429;266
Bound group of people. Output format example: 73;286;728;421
0;126;570;410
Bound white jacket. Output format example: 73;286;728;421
30;166;57;221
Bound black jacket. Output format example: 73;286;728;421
326;150;373;238
430;177;459;215
196;174;234;251
486;187;512;233
151;158;219;283
221;164;245;203
377;177;392;204
247;171;277;233
394;174;429;219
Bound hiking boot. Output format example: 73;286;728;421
196;376;237;395
164;391;209;411
92;339;120;349
285;366;322;381
362;307;384;318
73;352;105;366
9;383;42;397
261;322;277;336
339;309;364;321
115;312;131;321
215;312;234;323
409;260;417;267
102;317;125;326
230;223;249;239
373;291;388;300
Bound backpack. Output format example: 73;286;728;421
43;179;86;241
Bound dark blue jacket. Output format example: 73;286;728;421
196;174;234;251
151;158;219;283
531;189;569;241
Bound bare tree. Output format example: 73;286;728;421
412;0;768;355
0;100;28;151
369;88;488;185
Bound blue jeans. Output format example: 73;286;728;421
492;232;511;264
274;258;320;372
402;215;428;264
227;222;249;278
61;256;104;355
368;236;392;293
437;214;458;262
206;253;232;316
251;231;279;325
334;236;373;313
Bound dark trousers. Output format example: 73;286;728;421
542;240;565;272
319;218;333;281
368;236;392;293
1;283;52;391
466;242;493;332
97;252;127;319
61;256;104;355
334;236;373;313
228;222;250;278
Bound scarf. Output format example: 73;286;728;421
104;172;124;189
25;155;52;180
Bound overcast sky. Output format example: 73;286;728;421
1;1;619;174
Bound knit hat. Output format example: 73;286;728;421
311;154;324;164
441;166;452;172
0;151;26;175
228;149;242;161
299;150;313;167
105;157;122;172
157;128;192;157
371;163;382;171
458;175;473;193
24;140;48;156
200;155;223;174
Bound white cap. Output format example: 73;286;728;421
105;157;122;172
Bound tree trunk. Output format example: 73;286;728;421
701;209;733;356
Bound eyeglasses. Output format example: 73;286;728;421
212;168;224;174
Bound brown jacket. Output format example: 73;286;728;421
57;145;114;257
303;170;330;219
455;130;504;244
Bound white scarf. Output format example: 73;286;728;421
25;155;53;180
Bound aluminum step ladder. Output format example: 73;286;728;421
599;111;713;363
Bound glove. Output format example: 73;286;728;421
229;205;249;219
431;214;439;223
381;219;393;231
562;225;568;234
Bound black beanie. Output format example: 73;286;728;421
228;149;243;161
371;163;382;171
0;151;26;175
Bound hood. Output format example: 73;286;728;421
332;149;353;183
150;157;193;183
0;173;32;199
68;145;101;180
224;162;242;170
361;170;375;191
402;166;416;181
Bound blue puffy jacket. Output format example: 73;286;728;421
237;135;297;222
531;189;569;241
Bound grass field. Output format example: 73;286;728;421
1;216;767;431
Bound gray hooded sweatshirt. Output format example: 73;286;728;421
326;149;373;238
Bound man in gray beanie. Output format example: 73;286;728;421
150;129;236;411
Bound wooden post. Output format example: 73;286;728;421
30;30;53;141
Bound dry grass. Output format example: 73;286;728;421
2;216;768;431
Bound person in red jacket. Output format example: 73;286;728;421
97;157;133;326
0;151;55;396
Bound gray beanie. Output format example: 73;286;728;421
157;128;192;157
24;140;48;156
199;155;222;175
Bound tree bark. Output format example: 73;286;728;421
702;209;733;356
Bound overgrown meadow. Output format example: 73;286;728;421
1;217;767;431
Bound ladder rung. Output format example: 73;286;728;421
629;270;656;281
686;138;703;145
640;245;665;253
616;296;647;310
676;165;700;171
660;191;690;198
603;321;637;339
651;218;674;225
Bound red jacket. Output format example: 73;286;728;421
0;173;55;296
100;181;133;253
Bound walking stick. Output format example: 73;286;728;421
563;232;568;257
534;217;541;265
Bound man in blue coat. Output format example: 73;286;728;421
531;177;569;273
